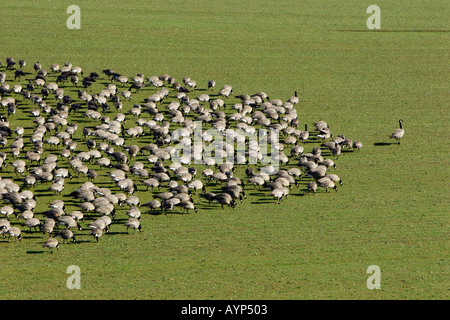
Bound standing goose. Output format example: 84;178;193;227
390;119;404;144
299;124;309;143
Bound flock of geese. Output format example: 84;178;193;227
0;57;403;253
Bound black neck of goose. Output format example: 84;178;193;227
399;120;403;129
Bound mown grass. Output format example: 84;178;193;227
0;0;448;300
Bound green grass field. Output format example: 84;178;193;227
0;0;448;300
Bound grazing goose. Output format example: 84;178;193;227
55;229;76;243
3;226;22;241
125;218;142;233
43;238;59;253
213;193;237;209
23;217;41;231
307;181;318;193
317;177;338;192
325;174;343;186
90;227;103;242
390;119;404;144
353;140;363;151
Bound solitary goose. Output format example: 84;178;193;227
390;119;404;144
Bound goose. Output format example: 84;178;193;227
325;174;343;186
0;206;15;219
330;142;341;159
57;216;82;231
143;199;161;212
213;193;237;209
3;226;22;241
90;228;103;242
126;207;141;219
43;238;59;253
223;185;246;203
317;177;338;192
270;188;288;204
68;211;84;222
208;80;216;90
390;119;404;144
97;215;112;232
125;218;142;233
288;91;299;105
317;127;332;140
299;124;309;143
308;181;318;193
0;219;10;236
42;218;55;236
199;192;216;204
23;217;41;231
353;140;363;151
17;210;34;220
318;158;336;169
177;200;198;214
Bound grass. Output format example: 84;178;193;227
0;0;448;300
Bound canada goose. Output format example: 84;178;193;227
317;177;338;192
208;80;216;90
42;218;55;236
199;192;216;204
126;207;141;219
325;174;343;186
213;193;237;209
317;127;332;140
90;228;103;242
330;142;341;159
143;199;161;212
318;158;336;169
299;124;309;143
97;215;112;233
6;57;16;69
68;211;84;222
125;218;142;233
18;59;26;68
249;176;265;190
353;140;363;151
0;206;14;219
34;61;42;72
307;181;318;193
57;216;82;231
17;210;34;220
2;226;22;241
390;119;404;144
178;200;198;214
0;219;10;236
23;217;41;231
43;238;59;253
270;188;285;204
